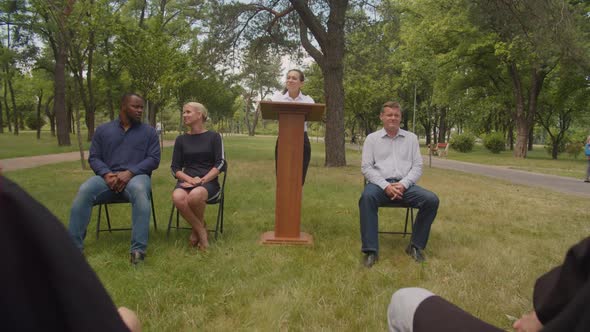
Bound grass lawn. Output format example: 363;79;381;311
4;136;590;331
0;131;92;159
422;143;589;179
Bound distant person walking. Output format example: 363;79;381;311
585;135;590;183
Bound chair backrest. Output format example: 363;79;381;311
207;162;227;205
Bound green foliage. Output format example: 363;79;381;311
450;133;475;152
25;114;46;130
483;132;505;154
565;142;583;159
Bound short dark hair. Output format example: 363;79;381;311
120;93;143;108
381;101;402;114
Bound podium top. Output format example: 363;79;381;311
259;101;325;122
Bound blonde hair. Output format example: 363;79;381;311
184;102;208;122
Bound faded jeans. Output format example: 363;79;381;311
68;174;151;253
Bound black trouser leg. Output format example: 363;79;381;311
275;132;312;186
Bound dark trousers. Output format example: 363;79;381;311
275;132;311;185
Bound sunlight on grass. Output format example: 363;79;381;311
5;136;589;331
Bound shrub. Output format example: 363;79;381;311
450;133;475;153
25;114;46;131
565;142;583;159
544;137;568;156
483;133;505;154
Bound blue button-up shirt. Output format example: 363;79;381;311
89;119;160;177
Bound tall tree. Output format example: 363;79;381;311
0;0;37;135
214;0;350;166
66;0;102;141
33;0;75;145
240;43;281;136
469;0;586;157
536;63;590;159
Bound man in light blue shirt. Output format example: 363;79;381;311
359;101;439;267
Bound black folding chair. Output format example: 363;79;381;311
363;178;415;237
95;189;157;239
379;200;415;237
167;165;227;240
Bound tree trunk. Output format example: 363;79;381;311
74;100;86;169
508;123;514;150
322;64;346;166
510;63;527;158
3;80;12;132
437;107;447;143
86;25;96;141
104;38;115;121
551;141;558;160
0;97;3;133
54;33;70;145
7;76;18;135
291;0;347;167
528;126;534;151
53;0;72;146
149;102;158;127
45;95;56;136
511;62;547;158
36;92;43;140
67;91;74;134
107;88;114;121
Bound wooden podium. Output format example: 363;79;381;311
259;101;325;245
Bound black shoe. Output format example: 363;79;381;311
130;251;145;265
584;179;590;183
362;252;378;268
405;244;425;263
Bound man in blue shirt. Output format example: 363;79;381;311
68;93;160;264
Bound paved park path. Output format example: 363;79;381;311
1;140;175;172
3;141;589;198
426;156;590;198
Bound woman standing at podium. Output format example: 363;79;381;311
271;69;314;185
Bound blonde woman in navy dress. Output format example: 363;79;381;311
171;102;225;250
271;69;314;185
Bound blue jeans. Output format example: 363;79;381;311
68;174;152;253
359;181;439;255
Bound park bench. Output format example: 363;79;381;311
430;142;449;157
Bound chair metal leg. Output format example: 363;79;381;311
403;208;410;237
214;201;221;240
219;196;225;234
96;205;103;239
149;190;157;230
105;205;112;232
167;204;175;237
166;180;226;241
